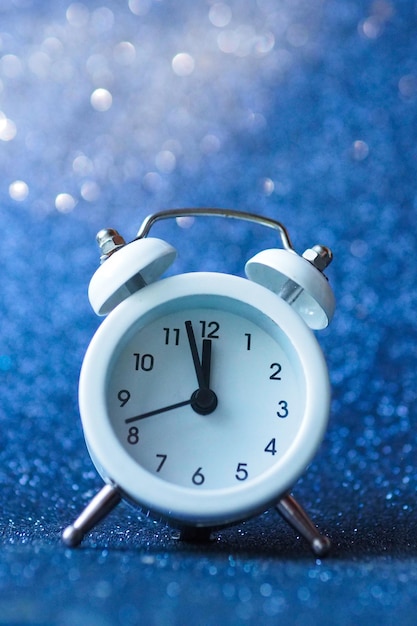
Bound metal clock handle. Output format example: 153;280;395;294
136;207;295;251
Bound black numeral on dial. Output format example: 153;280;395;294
164;328;180;345
156;454;167;472
127;426;139;444
192;467;205;485
200;321;220;339
235;462;248;481
133;353;154;371
118;389;131;407
270;363;282;380
264;438;277;455
277;401;289;418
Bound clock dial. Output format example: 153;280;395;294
106;300;304;490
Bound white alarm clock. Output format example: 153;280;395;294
62;208;335;556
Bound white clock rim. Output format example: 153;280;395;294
79;271;330;526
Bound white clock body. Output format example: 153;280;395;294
78;271;330;527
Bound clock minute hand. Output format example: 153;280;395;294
185;320;208;389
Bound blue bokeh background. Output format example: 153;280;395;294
1;0;417;623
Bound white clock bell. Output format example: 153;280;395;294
62;208;335;556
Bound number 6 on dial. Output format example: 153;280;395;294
62;208;335;557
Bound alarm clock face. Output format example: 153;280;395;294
79;272;330;526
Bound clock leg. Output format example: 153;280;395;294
275;493;331;557
62;484;121;547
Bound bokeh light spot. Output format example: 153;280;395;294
172;53;195;76
9;180;29;201
55;193;77;213
90;88;113;111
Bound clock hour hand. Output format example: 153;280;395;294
201;337;212;389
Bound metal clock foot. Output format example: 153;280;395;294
62;484;121;547
276;493;331;557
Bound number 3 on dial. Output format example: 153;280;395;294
277;400;289;418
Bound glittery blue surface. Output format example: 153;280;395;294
1;0;417;623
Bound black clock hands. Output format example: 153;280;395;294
125;399;193;424
201;337;212;389
185;320;208;389
185;320;218;415
126;321;218;424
